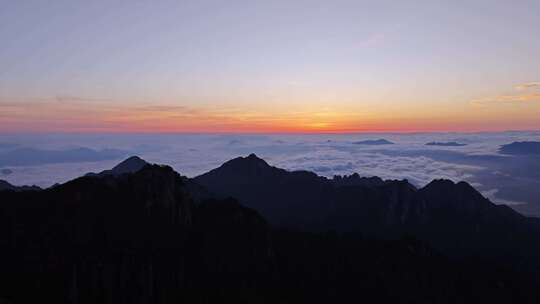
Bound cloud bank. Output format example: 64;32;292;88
2;132;540;216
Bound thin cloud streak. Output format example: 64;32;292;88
471;82;540;105
471;93;540;104
515;82;540;91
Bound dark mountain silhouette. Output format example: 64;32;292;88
194;154;329;227
1;156;540;303
0;179;40;192
426;141;467;146
500;141;540;155
195;154;540;263
332;173;385;187
353;138;394;145
86;155;149;177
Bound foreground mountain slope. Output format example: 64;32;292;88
1;157;539;303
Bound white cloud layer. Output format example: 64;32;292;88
1;132;540;215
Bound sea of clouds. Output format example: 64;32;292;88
1;132;540;216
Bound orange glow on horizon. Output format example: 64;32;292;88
1;93;540;134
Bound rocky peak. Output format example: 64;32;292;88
110;156;148;174
87;155;149;177
224;153;271;170
419;179;491;213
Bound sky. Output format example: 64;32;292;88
1;0;540;133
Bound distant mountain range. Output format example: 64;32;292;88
1;155;540;303
500;141;540;155
426;141;467;146
352;139;394;145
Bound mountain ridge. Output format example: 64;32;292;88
195;153;540;261
1;156;540;303
0;179;41;192
0;157;540;304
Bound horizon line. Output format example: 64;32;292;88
1;129;539;136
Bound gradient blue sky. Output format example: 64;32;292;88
1;0;539;132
